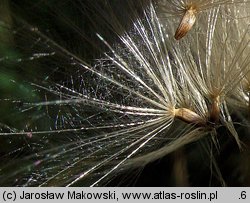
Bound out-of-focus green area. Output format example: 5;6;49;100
0;1;41;130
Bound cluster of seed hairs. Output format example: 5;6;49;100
0;0;250;186
158;0;250;39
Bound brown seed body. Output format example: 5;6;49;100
209;96;220;124
174;7;197;40
174;108;205;126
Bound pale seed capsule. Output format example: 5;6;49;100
175;6;197;40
